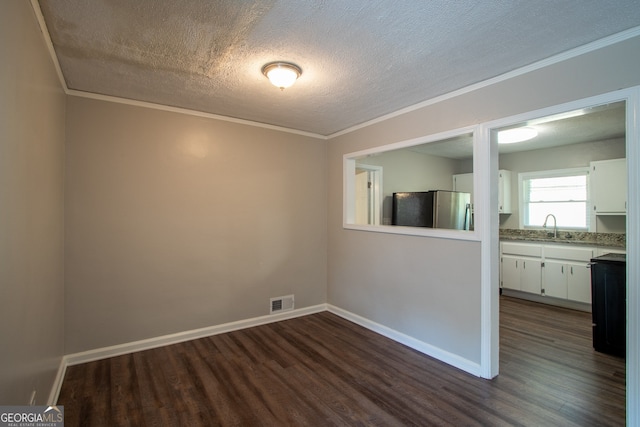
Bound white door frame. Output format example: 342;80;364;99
478;87;639;425
355;164;383;225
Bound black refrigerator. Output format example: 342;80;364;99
590;253;626;357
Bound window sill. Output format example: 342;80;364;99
343;223;481;242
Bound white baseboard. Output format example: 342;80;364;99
50;303;327;403
48;357;67;405
327;304;482;377
51;302;482;403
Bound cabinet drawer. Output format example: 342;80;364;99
544;245;594;262
501;242;542;257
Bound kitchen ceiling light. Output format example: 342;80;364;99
498;127;538;144
262;62;302;90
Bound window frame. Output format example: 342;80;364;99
518;167;591;231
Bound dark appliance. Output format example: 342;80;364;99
392;190;471;230
589;253;626;357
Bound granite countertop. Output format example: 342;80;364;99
499;229;625;249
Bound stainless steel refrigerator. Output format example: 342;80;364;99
392;191;472;230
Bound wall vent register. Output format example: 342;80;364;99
270;295;295;314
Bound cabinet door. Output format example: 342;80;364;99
501;255;520;290
453;173;474;205
567;262;591;303
544;260;568;299
591;261;626;356
591;159;626;214
498;170;512;214
520;259;542;294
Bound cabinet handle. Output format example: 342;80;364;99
571;266;574;275
561;265;564;274
523;261;525;269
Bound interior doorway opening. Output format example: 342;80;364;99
482;89;637;421
354;164;382;226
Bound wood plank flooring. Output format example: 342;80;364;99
57;297;626;426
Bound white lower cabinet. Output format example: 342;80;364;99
542;260;590;302
501;255;520;291
501;255;541;293
567;262;592;303
543;260;568;299
542;245;593;303
501;243;542;293
501;241;599;305
521;259;543;294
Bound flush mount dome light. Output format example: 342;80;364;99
262;62;302;90
498;127;538;144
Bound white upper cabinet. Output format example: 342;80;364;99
498;170;512;214
453;169;511;213
452;173;473;203
591;158;626;215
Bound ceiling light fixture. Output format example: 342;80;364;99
498;127;538;144
262;62;302;90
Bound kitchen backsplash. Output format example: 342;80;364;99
499;229;625;248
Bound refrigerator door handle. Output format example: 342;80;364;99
464;203;472;231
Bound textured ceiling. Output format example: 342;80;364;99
37;1;640;136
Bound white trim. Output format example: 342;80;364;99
329;26;640;139
625;86;639;427
30;0;68;92
476;122;499;378
47;358;67;406
342;223;481;242
327;305;482;376
354;164;383;225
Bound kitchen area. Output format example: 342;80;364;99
495;101;627;357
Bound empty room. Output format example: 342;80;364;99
2;1;640;425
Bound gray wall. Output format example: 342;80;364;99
0;2;66;404
328;35;640;366
64;97;327;353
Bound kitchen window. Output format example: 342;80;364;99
520;168;590;230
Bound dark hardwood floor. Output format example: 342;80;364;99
58;297;626;426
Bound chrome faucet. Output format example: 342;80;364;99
543;214;557;238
